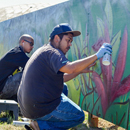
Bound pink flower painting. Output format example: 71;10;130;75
92;25;130;116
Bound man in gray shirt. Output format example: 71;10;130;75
18;23;112;130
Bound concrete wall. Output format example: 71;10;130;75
0;0;130;129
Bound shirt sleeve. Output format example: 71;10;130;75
50;49;69;73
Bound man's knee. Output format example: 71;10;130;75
79;111;85;123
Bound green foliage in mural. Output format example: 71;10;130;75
66;0;130;129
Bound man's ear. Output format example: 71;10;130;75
19;40;24;46
54;35;60;43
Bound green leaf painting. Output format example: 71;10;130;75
105;0;113;39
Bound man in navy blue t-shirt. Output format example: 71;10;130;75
0;34;34;101
18;23;112;130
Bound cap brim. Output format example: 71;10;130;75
63;31;81;37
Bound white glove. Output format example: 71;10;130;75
96;43;112;59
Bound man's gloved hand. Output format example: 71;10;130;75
96;43;112;59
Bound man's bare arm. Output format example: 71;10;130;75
60;54;97;74
63;62;96;82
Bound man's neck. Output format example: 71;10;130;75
19;45;25;53
50;42;57;49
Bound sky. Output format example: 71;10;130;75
0;0;68;8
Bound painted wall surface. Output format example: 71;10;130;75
0;0;130;129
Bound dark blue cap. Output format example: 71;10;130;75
50;23;81;38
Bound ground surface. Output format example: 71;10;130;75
0;111;126;130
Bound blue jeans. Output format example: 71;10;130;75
35;84;85;130
62;83;68;96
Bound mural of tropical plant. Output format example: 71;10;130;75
92;23;130;112
67;0;130;129
92;2;130;129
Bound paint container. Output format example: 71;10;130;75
21;117;30;122
13;121;30;126
102;53;110;66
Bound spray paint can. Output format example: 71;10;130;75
102;43;111;66
102;53;110;66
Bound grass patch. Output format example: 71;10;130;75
0;110;126;130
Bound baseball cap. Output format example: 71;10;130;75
50;23;81;38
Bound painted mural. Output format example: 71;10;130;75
0;0;130;129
